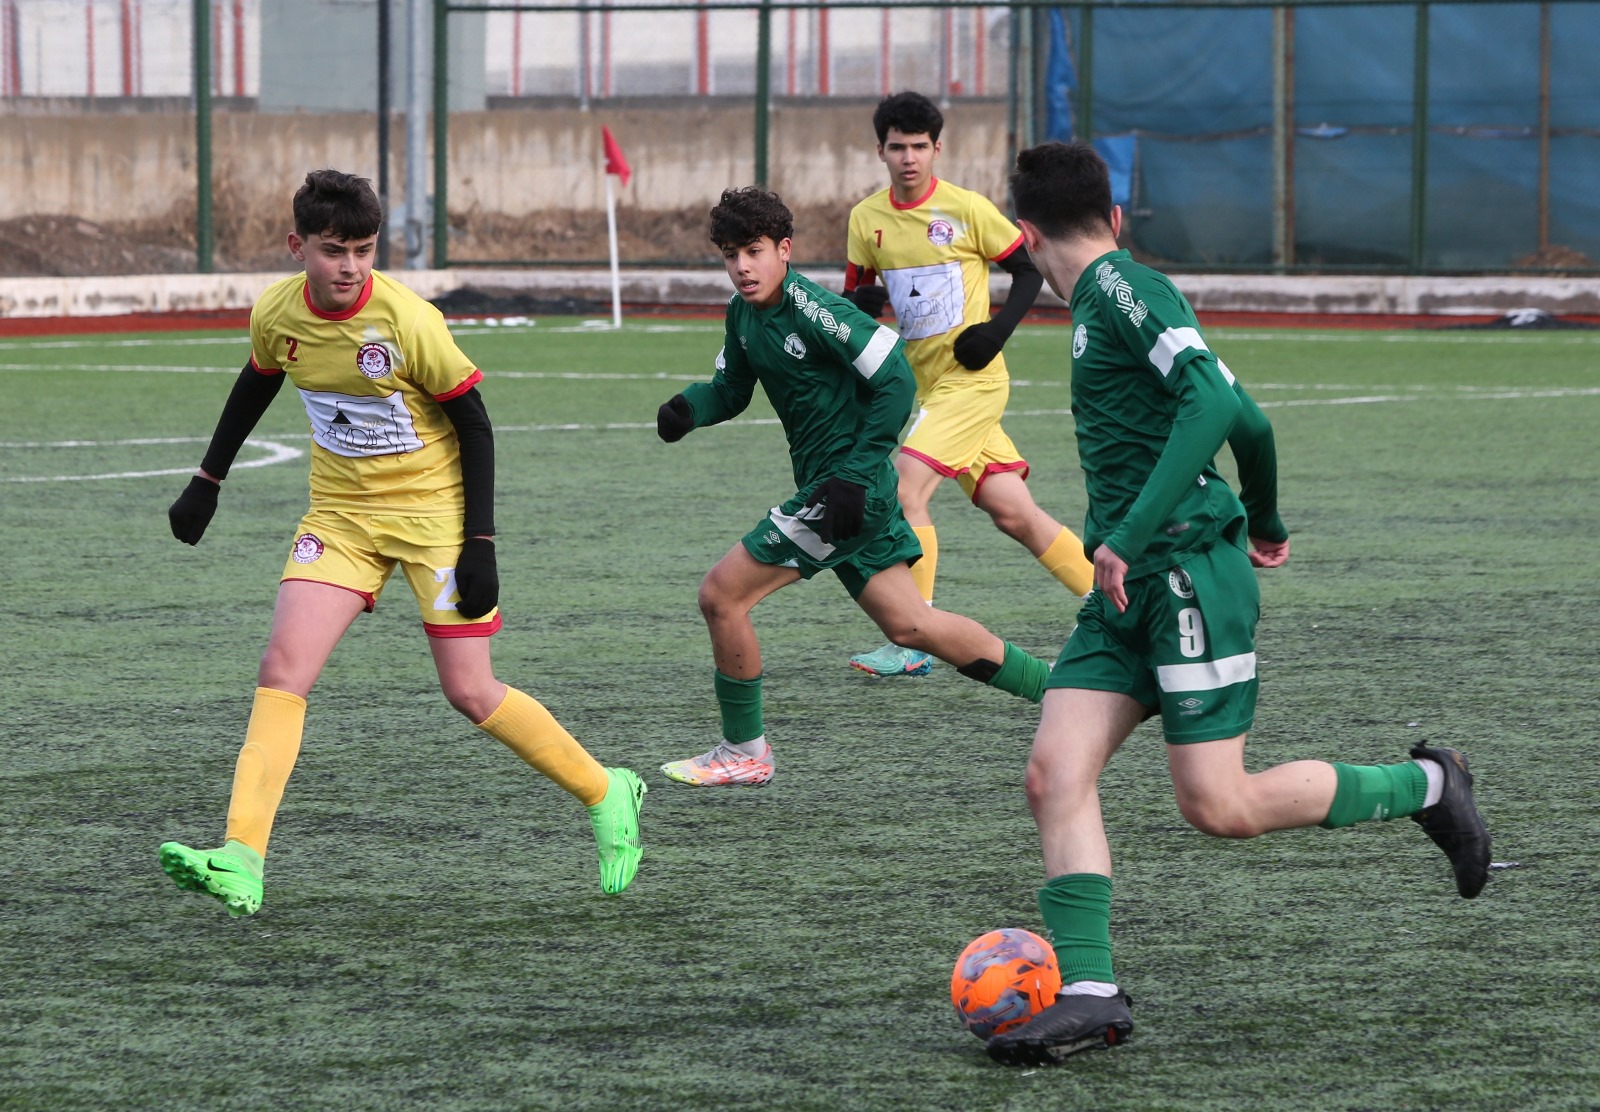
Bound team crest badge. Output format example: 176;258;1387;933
783;333;807;359
1168;567;1194;599
356;342;393;380
1073;323;1088;358
291;533;325;564
926;219;955;246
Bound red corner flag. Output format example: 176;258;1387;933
602;126;631;186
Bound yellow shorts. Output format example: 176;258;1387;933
280;508;500;638
899;375;1029;502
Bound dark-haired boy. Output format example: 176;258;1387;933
654;186;1052;787
159;169;646;914
983;142;1491;1066
842;91;1095;679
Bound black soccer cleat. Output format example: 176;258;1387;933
985;991;1134;1067
1409;744;1491;899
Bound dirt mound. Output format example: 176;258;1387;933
0;199;857;278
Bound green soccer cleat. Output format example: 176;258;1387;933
159;840;264;917
849;642;934;678
586;767;647;895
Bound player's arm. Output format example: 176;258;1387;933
1095;356;1238;610
438;384;499;618
168;359;285;545
803;318;915;543
1226;381;1289;566
842;210;889;318
658;323;756;442
952;243;1044;370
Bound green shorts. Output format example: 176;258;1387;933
740;486;922;600
1046;539;1260;743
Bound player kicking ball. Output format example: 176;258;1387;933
655;187;1052;788
982;142;1491;1066
158;169;645;916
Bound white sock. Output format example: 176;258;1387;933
1414;757;1445;807
726;735;769;758
1059;980;1120;998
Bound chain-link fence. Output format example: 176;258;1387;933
1;0;1596;276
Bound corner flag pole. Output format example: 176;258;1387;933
601;126;632;330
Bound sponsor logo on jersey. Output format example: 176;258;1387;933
785;281;852;344
1178;697;1205;716
1073;323;1088;358
783;333;807;359
1168;567;1195;599
291;533;325;564
356;342;393;380
926;218;955;246
1094;260;1149;327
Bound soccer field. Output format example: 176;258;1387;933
2;318;1598;1110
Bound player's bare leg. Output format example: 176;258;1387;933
854;563;1049;701
662;545;799;786
850;453;943;676
974;470;1094;597
988;688;1141;1065
160;581;362;916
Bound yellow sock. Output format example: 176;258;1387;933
477;687;609;806
223;687;307;859
910;525;939;604
1038;527;1095;596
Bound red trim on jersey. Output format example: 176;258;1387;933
248;353;284;375
425;612;503;639
891;177;940;211
280;578;377;612
844;262;879;293
301;274;375;321
899;445;967;479
992;233;1025;263
434;368;484;402
969;459;1030;503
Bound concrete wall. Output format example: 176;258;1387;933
0;100;1011;224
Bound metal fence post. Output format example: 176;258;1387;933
432;0;449;269
193;0;212;274
1409;2;1429;273
755;0;771;188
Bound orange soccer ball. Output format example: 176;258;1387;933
949;928;1062;1040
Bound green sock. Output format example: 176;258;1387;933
714;671;764;744
1320;761;1428;828
1038;873;1115;985
987;641;1051;704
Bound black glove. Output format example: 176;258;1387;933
952;320;1007;370
847;284;890;319
803;477;868;545
454;537;499;619
657;394;695;443
168;475;220;545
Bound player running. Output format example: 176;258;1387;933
982;142;1492;1066
841;91;1095;679
654;186;1052;788
158;169;645;915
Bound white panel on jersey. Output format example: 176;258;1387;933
1147;326;1209;377
1215;358;1238;386
298;388;424;458
771;503;836;560
1155;652;1257;693
852;325;900;380
882;261;964;342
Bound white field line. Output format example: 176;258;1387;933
5;384;1596;484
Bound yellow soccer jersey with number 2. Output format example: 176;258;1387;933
846;177;1025;395
248;270;481;518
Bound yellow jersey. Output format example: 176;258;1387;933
248;270;481;517
846;177;1025;394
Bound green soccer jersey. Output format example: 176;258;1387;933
1069;249;1285;578
682;268;915;499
